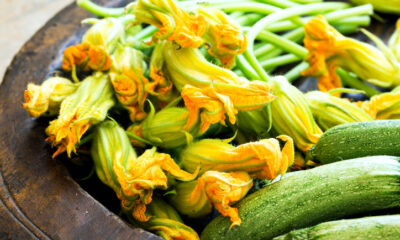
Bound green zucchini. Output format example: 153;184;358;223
273;215;400;240
308;120;400;164
201;156;400;240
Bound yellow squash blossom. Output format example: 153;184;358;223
146;43;175;102
161;40;243;89
270;76;323;152
132;0;207;48
389;19;400;62
181;82;274;134
110;45;149;122
91;121;198;222
23;77;78;117
305;91;373;131
162;41;274;105
302;15;400;91
350;0;400;14
180;136;294;179
63;16;131;71
134;198;200;240
128;105;202;148
170;171;252;228
236;109;271;139
62;42;112;72
197;7;247;68
359;86;400;119
81;17;127;53
181;84;237;133
46;73;115;158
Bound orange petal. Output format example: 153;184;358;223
199;171;252;228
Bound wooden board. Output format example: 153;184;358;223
0;0;161;239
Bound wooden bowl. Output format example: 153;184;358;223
0;0;160;239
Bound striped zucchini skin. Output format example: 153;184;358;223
201;156;400;240
309;120;400;164
273;215;400;240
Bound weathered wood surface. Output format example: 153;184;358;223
0;0;161;239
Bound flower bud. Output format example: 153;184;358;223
303;15;400;91
236;108;271;139
146;43;174;102
110;45;149;122
169;171;253;228
270;76;323;151
180;136;294;180
82;17;126;53
91;120;198;222
131;0;207;48
46;72;115;158
305;91;373;131
197;7;247;68
359;86;400;119
140;199;200;240
23;77;78;117
389;19;400;62
62;42;112;72
129;105;201;148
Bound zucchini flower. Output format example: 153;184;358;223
389;19;400;62
132;0;207;48
236;109;271;139
128;105;201;148
81;17;127;53
169;171;253;228
302;15;400;91
23;77;78;117
181;83;273;134
161;41;243;90
46;73;115;158
62;42;112;72
305;91;373;131
91;121;198;222
62;16;130;72
179;136;294;180
358;87;400;119
270;76;323;152
197;7;247;68
136;198;200;240
350;0;400;14
110;45;149;122
146;43;174;102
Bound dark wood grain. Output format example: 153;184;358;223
0;1;161;239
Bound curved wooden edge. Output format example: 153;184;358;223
0;1;161;239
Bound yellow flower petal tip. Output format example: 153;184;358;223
305;91;373;131
181;82;274;134
198;7;247;68
181;84;237;133
169;171;252;226
303;15;400;90
270;76;322;152
47;73;115;158
180;136;294;180
361;90;400;120
133;0;207;48
23;77;78;118
198;171;252;227
62;42;112;72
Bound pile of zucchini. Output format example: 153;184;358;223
202;120;400;240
